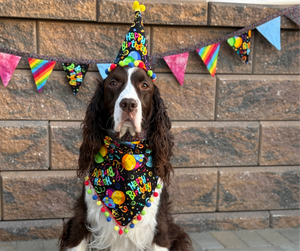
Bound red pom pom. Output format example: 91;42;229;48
84;181;89;186
119;230;123;235
138;62;144;68
110;64;117;71
101;207;106;213
154;192;159;197
137;215;142;221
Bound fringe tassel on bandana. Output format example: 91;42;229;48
84;136;161;235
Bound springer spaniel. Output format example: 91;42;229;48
59;66;193;251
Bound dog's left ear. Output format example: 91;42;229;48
77;79;107;178
147;85;174;185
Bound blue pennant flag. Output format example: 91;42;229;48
256;16;281;50
97;63;111;79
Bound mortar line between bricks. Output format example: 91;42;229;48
95;0;99;23
268;210;273;228
36;20;40;54
48;121;52;170
0;172;3;221
216;168;220;212
214;75;219;121
258;122;263;166
207;2;211;26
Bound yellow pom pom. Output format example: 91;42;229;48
114;226;119;231
96;201;101;206
149;197;154;202
132;219;138;224
134;61;139;67
133;1;140;11
85;176;89;181
140;5;145;12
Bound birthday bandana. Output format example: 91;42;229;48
89;136;157;226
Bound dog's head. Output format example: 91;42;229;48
78;66;174;184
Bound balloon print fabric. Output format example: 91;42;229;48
89;136;157;226
227;30;251;64
62;63;89;95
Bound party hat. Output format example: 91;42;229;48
106;1;156;81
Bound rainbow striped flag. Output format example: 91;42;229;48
196;43;220;77
28;58;56;93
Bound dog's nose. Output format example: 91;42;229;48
119;98;138;112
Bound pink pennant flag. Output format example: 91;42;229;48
164;52;189;85
0;52;21;87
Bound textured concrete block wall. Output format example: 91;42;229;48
0;0;299;241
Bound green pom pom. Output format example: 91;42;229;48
147;70;153;77
104;212;109;217
87;189;92;194
141;210;146;215
157;184;161;189
124;229;129;234
119;61;125;67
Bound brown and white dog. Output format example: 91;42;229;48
59;66;193;251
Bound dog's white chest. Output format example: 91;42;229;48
85;179;163;251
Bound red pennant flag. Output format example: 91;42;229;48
164;52;189;85
0;52;21;87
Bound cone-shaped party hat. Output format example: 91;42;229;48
105;1;156;81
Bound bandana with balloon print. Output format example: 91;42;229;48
85;136;161;235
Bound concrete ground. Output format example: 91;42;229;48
0;228;299;251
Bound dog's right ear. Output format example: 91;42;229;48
77;79;106;178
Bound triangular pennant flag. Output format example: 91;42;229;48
97;63;111;79
28;58;56;93
257;16;281;50
164;52;189;85
227;30;251;64
196;43;220;77
0;52;21;87
62;63;89;95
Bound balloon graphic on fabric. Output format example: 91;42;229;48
111;190;126;205
234;37;243;48
128;51;141;61
123;56;135;65
100;145;107;157
103;195;116;208
133;154;144;169
95;152;104;163
227;37;235;47
146;155;152;167
106;188;115;197
122;154;136;171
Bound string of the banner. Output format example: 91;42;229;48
0;5;298;68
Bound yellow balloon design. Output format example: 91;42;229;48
100;145;107;157
111;190;125;205
234;37;243;48
122;154;136;171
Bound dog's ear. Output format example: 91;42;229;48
77;79;106;178
147;85;174;185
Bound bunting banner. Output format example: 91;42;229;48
0;52;21;87
227;31;251;64
97;63;111;80
62;63;89;95
28;58;56;93
0;5;298;92
257;16;281;50
196;43;220;77
164;52;189;85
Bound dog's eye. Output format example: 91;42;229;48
109;81;117;87
141;83;149;89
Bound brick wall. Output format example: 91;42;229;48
0;0;299;241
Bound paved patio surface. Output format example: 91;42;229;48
0;228;299;251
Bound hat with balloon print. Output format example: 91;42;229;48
105;1;156;81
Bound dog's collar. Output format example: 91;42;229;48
107;130;147;142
